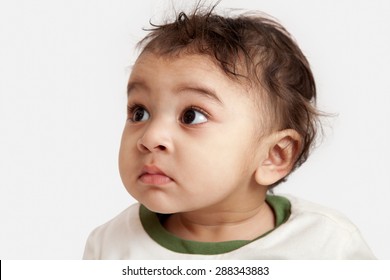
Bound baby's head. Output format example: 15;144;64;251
119;6;320;213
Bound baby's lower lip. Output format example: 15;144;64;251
139;174;173;185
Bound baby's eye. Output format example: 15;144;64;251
129;106;150;122
181;108;208;125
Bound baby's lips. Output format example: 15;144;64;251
139;173;173;185
139;165;173;180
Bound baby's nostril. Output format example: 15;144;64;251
156;145;166;151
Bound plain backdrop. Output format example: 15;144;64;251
0;0;389;259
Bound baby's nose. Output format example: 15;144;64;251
136;121;173;153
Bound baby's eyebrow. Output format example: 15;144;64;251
127;81;147;96
176;85;223;105
127;81;223;105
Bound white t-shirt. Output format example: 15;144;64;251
83;195;375;259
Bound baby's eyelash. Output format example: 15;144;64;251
127;104;143;115
186;106;210;117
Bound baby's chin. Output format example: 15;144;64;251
142;199;206;215
138;198;182;214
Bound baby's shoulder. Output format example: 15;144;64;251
260;194;375;259
83;203;142;259
90;203;141;237
283;194;359;233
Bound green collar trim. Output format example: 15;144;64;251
139;195;291;255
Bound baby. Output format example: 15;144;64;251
83;5;375;259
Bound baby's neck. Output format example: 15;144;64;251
163;201;275;242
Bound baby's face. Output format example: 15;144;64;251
119;52;268;214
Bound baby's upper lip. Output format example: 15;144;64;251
140;165;171;178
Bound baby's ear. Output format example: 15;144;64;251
255;129;302;186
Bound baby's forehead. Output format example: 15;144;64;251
133;51;219;71
131;51;269;106
131;51;259;91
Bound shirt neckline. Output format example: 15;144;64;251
139;195;291;255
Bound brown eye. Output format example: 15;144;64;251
131;107;150;122
181;108;207;125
